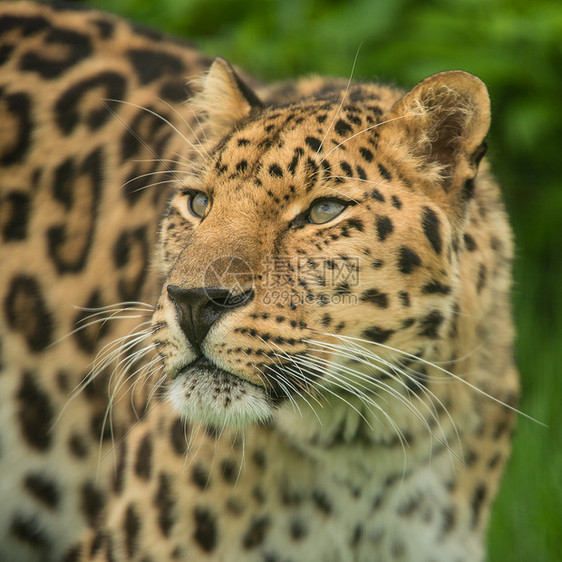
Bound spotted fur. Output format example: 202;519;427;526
0;3;519;562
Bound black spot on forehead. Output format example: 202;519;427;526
335;119;353;136
303;157;319;191
359;147;374;162
378;163;392;181
269;164;283;178
288;147;304;175
355;165;367;180
340;161;353;177
349;88;373;102
369;188;385;202
305;136;322;152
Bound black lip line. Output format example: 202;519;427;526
178;356;267;391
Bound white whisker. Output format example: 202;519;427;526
320;115;409;163
313;332;542;425
316;43;362;156
104;98;209;161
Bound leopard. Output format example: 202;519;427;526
0;2;520;562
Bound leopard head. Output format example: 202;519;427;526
151;58;491;433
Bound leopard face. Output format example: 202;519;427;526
151;60;491;432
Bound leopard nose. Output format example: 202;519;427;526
167;285;254;350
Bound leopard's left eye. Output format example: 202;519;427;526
187;191;210;218
308;199;347;224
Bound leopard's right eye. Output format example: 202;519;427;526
308;198;347;224
187;191;210;218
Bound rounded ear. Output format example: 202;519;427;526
193;57;264;138
381;71;490;215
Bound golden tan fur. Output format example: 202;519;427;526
0;4;518;561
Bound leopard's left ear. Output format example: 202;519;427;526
381;71;490;216
194;57;264;138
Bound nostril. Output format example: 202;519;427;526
167;284;182;305
167;285;254;310
166;285;254;349
167;285;189;310
211;288;254;308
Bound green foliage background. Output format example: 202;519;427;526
85;0;562;559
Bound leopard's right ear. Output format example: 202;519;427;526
193;57;263;138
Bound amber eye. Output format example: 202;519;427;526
308;199;347;224
187;191;210;218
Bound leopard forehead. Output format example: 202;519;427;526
199;99;386;202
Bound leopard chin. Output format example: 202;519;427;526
167;357;275;428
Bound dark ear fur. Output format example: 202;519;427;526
381;71;490;216
193;57;263;138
